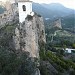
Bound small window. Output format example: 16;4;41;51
22;5;26;11
16;3;18;7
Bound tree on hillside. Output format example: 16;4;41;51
72;44;75;49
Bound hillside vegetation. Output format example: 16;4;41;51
0;24;37;75
33;3;74;18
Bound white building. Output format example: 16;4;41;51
18;0;33;23
65;48;75;53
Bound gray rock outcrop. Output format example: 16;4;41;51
13;13;46;75
53;19;62;29
13;13;46;58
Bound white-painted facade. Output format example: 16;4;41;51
65;48;75;53
18;1;32;23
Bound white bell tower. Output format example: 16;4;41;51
18;0;32;23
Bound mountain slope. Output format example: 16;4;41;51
62;14;75;30
32;3;51;18
32;3;75;18
42;3;74;13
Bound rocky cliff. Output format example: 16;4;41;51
13;13;46;58
13;13;46;75
53;19;62;29
0;13;46;75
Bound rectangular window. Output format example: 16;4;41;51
22;5;26;11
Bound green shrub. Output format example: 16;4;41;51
0;24;37;75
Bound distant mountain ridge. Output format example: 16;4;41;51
32;3;75;19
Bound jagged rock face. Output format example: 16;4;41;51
53;19;62;29
0;1;18;26
13;27;20;50
14;14;46;58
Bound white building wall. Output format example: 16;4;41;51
65;48;75;53
18;2;32;23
